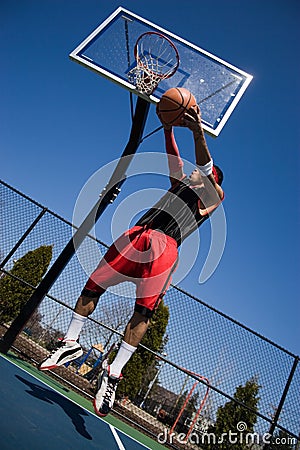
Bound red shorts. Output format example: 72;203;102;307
84;226;178;313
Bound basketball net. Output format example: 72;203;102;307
128;65;163;95
128;32;179;95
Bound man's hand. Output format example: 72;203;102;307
182;104;212;168
181;105;203;135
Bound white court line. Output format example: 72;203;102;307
109;423;151;450
109;424;126;450
0;354;150;449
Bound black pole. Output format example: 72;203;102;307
0;96;150;354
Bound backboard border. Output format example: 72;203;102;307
69;6;253;137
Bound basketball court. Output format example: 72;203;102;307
0;353;163;450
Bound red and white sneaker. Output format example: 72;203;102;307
93;365;122;417
39;339;83;371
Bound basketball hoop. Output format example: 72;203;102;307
128;31;180;95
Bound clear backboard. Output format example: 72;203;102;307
69;7;253;137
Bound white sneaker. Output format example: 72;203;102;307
39;339;83;371
93;365;122;417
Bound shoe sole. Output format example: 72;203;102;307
92;398;110;418
93;369;110;417
39;349;83;371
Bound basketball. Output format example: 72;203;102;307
157;87;197;126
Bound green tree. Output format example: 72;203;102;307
205;376;260;450
117;299;169;399
0;245;53;323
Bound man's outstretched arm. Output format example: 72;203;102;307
164;126;185;185
157;107;185;185
182;106;224;200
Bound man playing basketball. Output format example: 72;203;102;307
39;104;224;417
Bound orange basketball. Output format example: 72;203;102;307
157;87;197;126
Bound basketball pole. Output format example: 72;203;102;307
0;96;150;354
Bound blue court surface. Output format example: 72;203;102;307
0;355;152;450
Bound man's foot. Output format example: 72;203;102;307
39;339;83;371
93;366;122;417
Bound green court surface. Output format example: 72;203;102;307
0;353;167;450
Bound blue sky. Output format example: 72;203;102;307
1;0;299;357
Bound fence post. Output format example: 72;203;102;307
0;208;48;269
264;356;299;448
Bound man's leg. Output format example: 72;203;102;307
124;310;150;346
109;311;149;377
39;228;136;372
93;230;178;417
63;293;99;339
93;310;150;417
39;291;102;370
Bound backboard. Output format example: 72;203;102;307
69;7;253;137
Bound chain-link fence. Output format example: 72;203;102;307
0;179;299;449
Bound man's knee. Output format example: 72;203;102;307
75;288;103;315
81;288;103;299
134;304;155;319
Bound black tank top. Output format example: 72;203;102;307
136;178;209;246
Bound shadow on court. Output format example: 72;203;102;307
0;355;151;449
15;374;92;440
